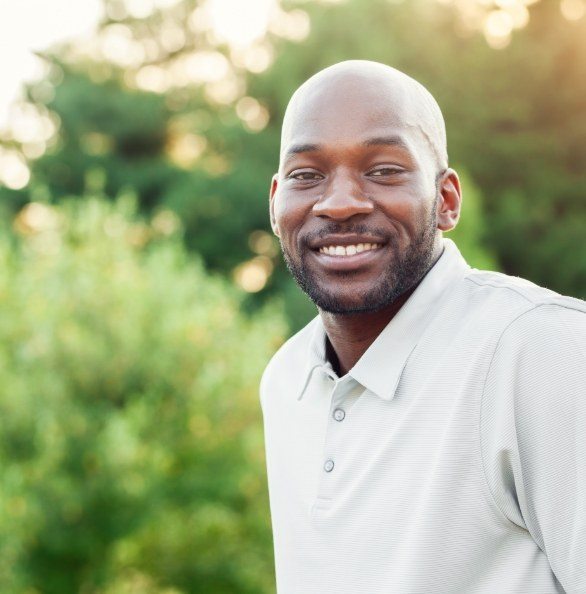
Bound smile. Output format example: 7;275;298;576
318;243;383;256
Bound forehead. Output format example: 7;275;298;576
281;79;422;162
280;71;443;167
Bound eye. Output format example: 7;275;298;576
368;166;404;177
288;170;323;181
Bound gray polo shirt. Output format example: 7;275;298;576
260;239;586;594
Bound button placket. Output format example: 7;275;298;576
322;379;364;479
315;379;356;510
313;376;344;510
312;378;365;520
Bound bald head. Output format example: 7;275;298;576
279;60;448;172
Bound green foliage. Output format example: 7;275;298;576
0;196;284;593
24;69;179;208
424;1;586;297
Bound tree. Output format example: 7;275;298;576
0;195;284;593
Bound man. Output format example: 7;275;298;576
260;60;586;594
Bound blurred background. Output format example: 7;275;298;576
0;0;584;592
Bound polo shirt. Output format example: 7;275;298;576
260;238;586;594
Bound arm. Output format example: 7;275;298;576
480;303;586;593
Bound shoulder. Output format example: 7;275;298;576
465;268;585;310
462;267;586;333
473;267;586;353
480;282;586;396
493;302;586;374
478;274;586;451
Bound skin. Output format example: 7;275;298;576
269;61;462;376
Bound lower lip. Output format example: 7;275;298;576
310;247;386;272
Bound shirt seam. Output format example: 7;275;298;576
465;275;550;306
556;307;586;362
477;303;542;532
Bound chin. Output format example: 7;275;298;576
309;287;399;315
283;245;427;315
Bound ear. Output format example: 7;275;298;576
436;168;462;232
269;173;280;237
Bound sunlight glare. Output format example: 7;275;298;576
166;133;208;168
0;0;102;131
484;9;514;48
205;75;244;105
231;43;274;73
207;0;275;47
560;0;586;20
135;66;172;93
269;8;311;41
124;0;156;19
100;24;146;68
0;148;31;190
183;51;230;83
236;96;270;132
233;256;274;292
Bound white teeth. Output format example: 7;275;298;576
319;243;381;256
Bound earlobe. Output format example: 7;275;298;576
271;214;280;237
269;174;280;237
437;169;462;232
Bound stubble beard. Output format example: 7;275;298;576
280;202;439;315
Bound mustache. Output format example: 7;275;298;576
301;223;392;245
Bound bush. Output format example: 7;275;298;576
0;196;285;594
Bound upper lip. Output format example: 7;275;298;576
308;234;387;250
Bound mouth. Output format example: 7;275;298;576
317;242;383;257
309;239;387;272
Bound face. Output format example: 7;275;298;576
270;77;460;315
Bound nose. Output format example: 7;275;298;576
312;171;374;220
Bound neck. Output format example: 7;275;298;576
320;245;444;376
320;290;414;376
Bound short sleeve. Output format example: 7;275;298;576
480;303;586;593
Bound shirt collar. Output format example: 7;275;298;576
297;238;470;401
297;316;330;400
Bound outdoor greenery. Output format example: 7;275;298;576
0;0;584;591
0;197;284;593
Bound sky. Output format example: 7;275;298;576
0;0;280;131
0;0;103;129
0;0;282;190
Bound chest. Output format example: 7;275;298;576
263;346;489;526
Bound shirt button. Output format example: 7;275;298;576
333;408;346;422
324;459;335;473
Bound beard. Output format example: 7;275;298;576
280;197;439;315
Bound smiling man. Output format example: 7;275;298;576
260;60;586;594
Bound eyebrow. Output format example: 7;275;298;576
362;135;411;152
284;143;320;160
283;135;411;162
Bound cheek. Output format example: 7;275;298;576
376;186;435;239
272;194;288;226
273;193;309;243
377;188;422;223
